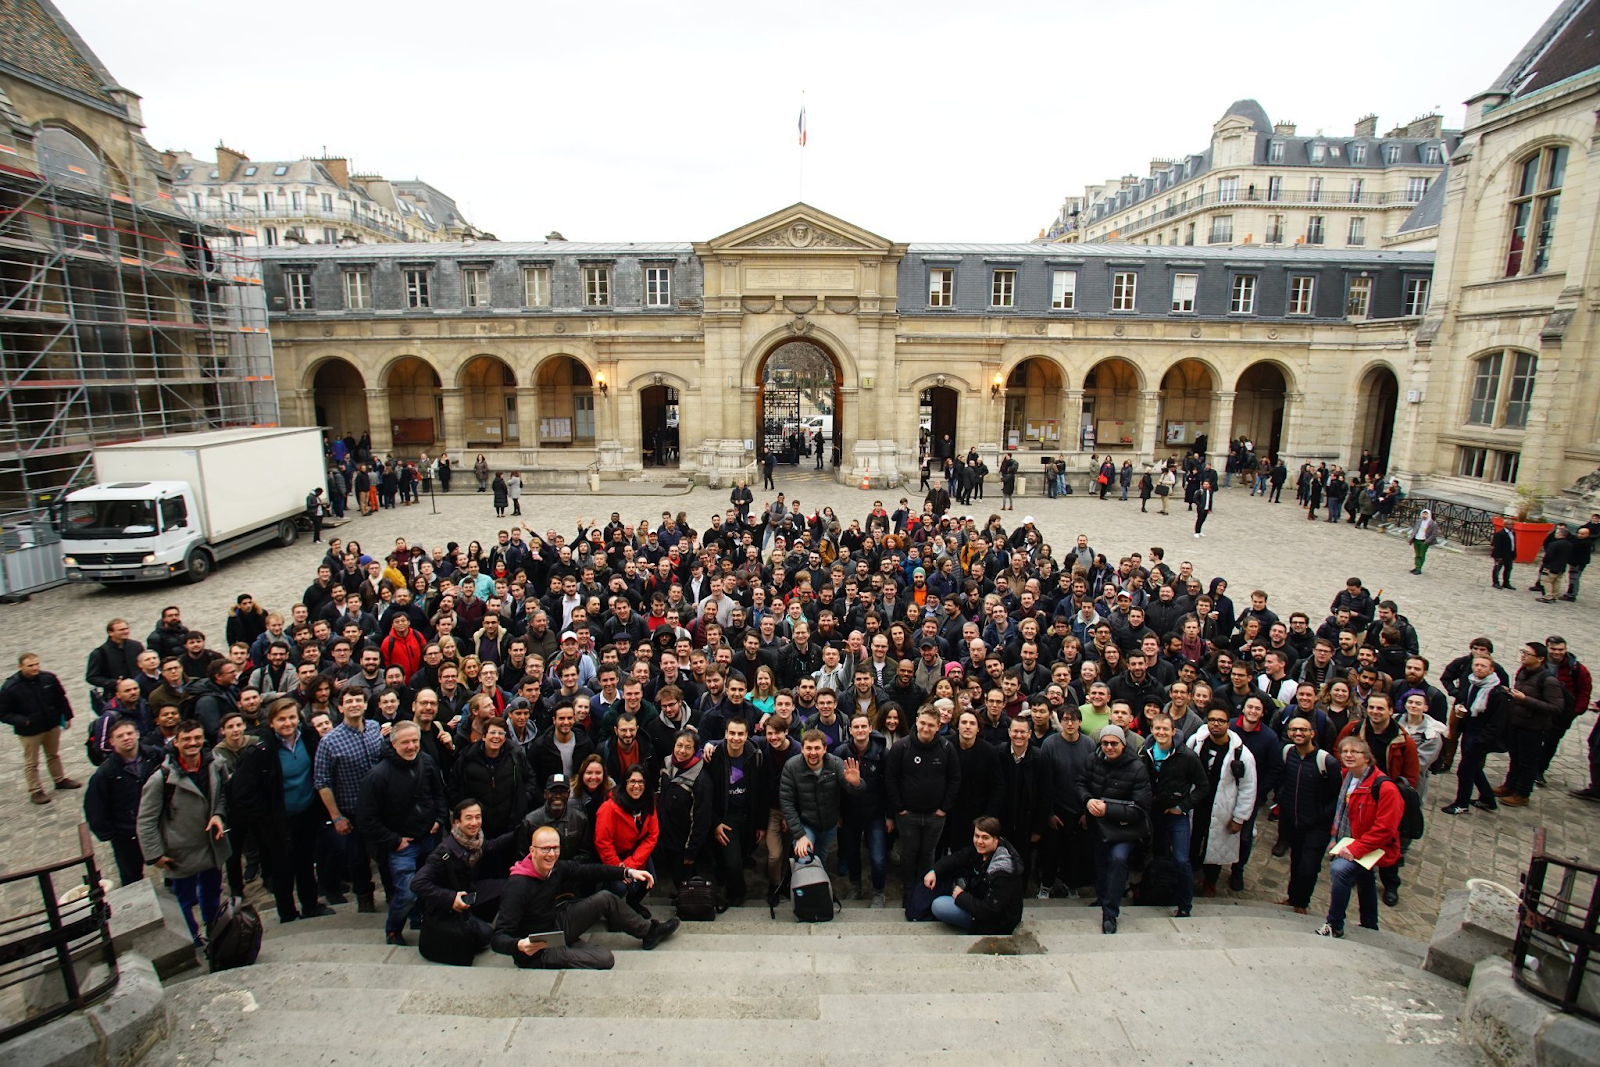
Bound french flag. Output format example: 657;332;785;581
798;107;807;147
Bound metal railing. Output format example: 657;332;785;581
1513;827;1600;1022
0;823;118;1041
1390;496;1497;547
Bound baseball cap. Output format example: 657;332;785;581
560;630;577;642
1023;515;1035;524
545;774;570;791
918;636;938;649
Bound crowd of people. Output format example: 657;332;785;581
4;456;1598;970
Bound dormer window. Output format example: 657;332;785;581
1310;143;1326;163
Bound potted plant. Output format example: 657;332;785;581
1492;486;1554;564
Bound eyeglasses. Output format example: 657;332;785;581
530;845;561;854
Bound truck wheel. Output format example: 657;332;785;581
276;519;298;547
183;548;211;584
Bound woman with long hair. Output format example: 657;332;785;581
594;765;659;917
749;665;777;718
874;702;909;748
474;453;490;492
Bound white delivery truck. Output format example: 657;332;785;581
60;426;325;585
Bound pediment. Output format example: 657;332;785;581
705;203;894;253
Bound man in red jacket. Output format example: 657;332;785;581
1317;735;1402;939
380;615;426;679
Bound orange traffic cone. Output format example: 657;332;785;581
860;472;870;490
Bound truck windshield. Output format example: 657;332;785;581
63;499;157;538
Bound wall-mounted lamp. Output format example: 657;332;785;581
991;372;1003;399
596;372;608;398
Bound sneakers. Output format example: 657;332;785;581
29;790;49;805
1472;799;1499;812
1316;923;1344;939
1440;803;1470;815
1036;886;1052;899
1173;907;1191;918
870;893;886;909
384;930;407;947
54;777;82;790
642;916;680;950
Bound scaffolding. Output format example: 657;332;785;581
0;138;279;538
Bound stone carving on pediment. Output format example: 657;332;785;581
742;298;775;314
752;222;854;249
783;298;817;315
787;316;814;336
825;297;858;314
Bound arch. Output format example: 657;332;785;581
1353;363;1400;473
386;356;441;449
755;337;842;467
639;384;680;467
742;321;858;387
310;357;369;441
1234;361;1289;457
536;355;595;446
34;123;126;194
530;350;598;386
1157;358;1216;454
1082;357;1142;452
459;354;518;446
1002;356;1066;451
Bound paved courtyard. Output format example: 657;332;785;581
2;466;1596;940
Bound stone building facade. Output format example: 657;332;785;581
261;204;1428;490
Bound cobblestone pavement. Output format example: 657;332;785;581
2;468;1595;940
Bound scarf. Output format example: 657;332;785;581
1465;676;1495;717
1333;766;1372;841
452;825;484;867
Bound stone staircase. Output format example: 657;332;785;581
149;900;1483;1065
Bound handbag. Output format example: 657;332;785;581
1155;484;1170;497
1097;474;1109;485
1093;802;1151;845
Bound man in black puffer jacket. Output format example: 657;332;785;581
1076;724;1152;934
450;719;533;840
356;721;447;946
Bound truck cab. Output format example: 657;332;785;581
61;480;200;583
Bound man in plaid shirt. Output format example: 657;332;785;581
314;687;384;911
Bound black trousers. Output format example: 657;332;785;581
512;890;653;970
110;834;145;887
270;807;325;920
711;815;755;906
1492;559;1514;587
1284;824;1328;908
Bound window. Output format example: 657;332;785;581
574;393;595;441
990;269;1015;307
1306;216;1325;245
583;266;610;306
1310;143;1326;163
160;496;188;532
1208;215;1233;243
1424;145;1442;164
226;192;238;211
1218;177;1239;202
928;268;953;307
262;226;278;247
404;269;431;308
462;267;490;307
1404;277;1430;316
342;270;370;309
1468;352;1502;424
522;266;549;307
1506;146;1567;277
1267;175;1283;202
262;191;274;211
1171;273;1197;312
242;166;257;177
1504;352;1538;428
1184;223;1195;246
321;227;336;244
1265;214;1285;244
320;193;333;212
1346;276;1371;318
645;266;673;307
1348;178;1364;203
1308;177;1323;203
1347;217;1366;246
1406;177;1428;202
1112;272;1138;311
285;271;313;311
1268;141;1284;163
191;192;202;209
1350;143;1367;164
1230;274;1256;314
1051;270;1076;309
1456;446;1521;483
1288;275;1315;314
290;192;302;212
1384;145;1400;164
273;165;289;176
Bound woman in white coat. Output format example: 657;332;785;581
1186;710;1257;894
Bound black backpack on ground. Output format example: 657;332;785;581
1134;856;1185;906
418;914;480;966
675;876;719;921
206;897;263;972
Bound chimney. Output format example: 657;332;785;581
1353;114;1378;139
1149;158;1172;177
213;143;246;180
314;155;351;190
1405;114;1443;140
1273;121;1296;136
160;150;179;174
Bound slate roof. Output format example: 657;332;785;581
258;240;695;258
908;242;1435;264
1396;169;1448;233
1221;99;1274;136
1488;0;1599;100
0;0;120;109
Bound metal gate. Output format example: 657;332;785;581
762;387;799;461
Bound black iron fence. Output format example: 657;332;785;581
1513;827;1600;1022
0;823;118;1041
1391;496;1498;547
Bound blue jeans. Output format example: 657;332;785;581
1326;856;1379;933
931;894;974;930
172;867;223;942
839;812;887;890
1093;839;1135;918
1154;812;1193;912
1119;482;1130;500
384;836;432;935
1224;470;1234;487
801;825;838;865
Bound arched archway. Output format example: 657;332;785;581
1235;362;1289;457
311;358;369;439
1158;359;1216;454
756;340;840;467
535;356;594;446
460;355;517;447
640;383;680;466
920;385;959;462
1082;358;1141;452
1002;357;1066;451
386;357;441;448
1355;365;1399;473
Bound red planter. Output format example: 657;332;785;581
1493;516;1555;565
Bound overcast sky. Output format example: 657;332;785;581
57;0;1552;243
